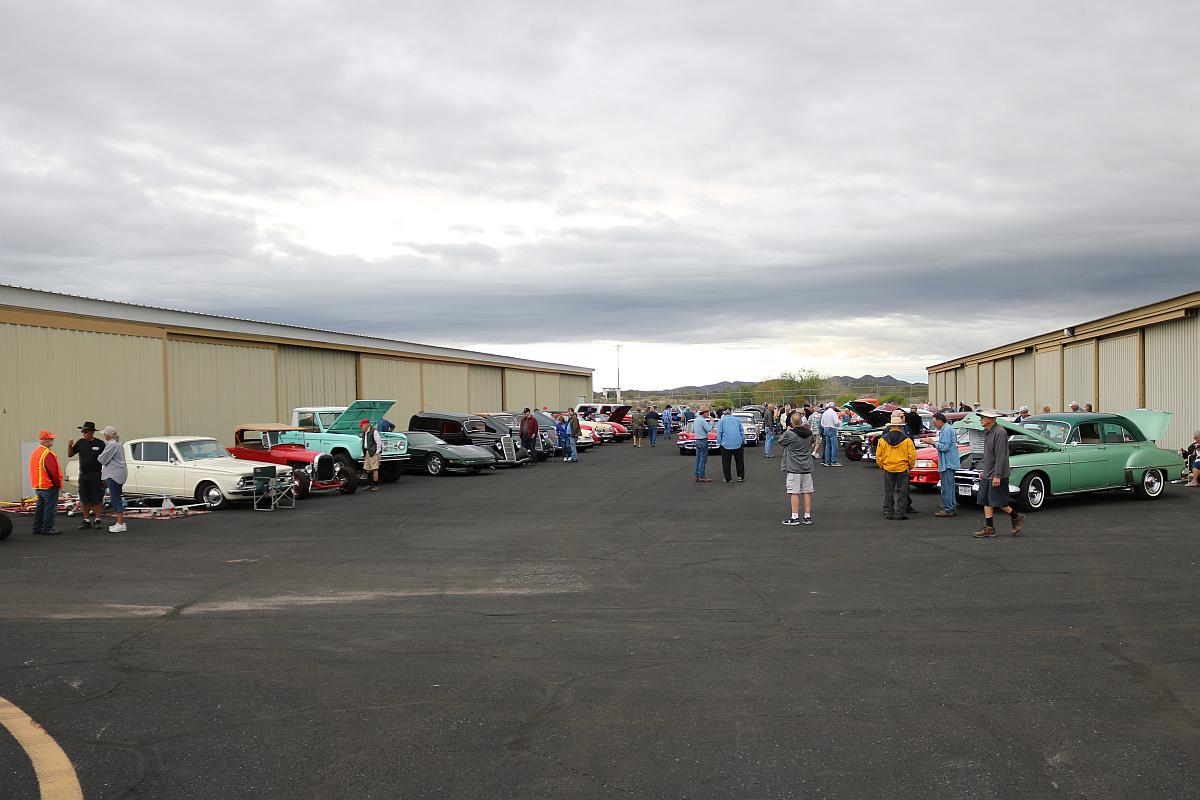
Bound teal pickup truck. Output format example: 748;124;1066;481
280;401;410;484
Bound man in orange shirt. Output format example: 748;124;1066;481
30;429;63;535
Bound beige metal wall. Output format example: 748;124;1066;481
1063;342;1096;410
1035;349;1061;411
535;373;561;409
1145;315;1200;449
977;362;995;408
168;339;277;441
505;369;536;410
962;364;979;406
993;358;1013;409
0;323;166;500
954;367;966;406
423;362;470;412
1013;352;1035;410
1098;335;1139;413
277;345;356;417
560;374;591;410
469;365;503;411
360;356;422;427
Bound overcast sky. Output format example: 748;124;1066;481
3;1;1198;389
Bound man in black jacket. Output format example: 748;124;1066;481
974;410;1026;538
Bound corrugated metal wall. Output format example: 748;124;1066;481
468;365;503;411
0;323;165;500
360;356;422;427
1013;353;1035;410
423;362;470;412
560;375;591;410
978;362;995;408
505;369;536;410
954;367;966;405
1063;342;1096;410
1145;315;1199;449
168;338;276;441
277;345;357;418
1035;349;1062;412
535;373;561;410
963;364;979;406
994;358;1013;409
1098;335;1139;413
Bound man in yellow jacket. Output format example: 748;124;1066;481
876;414;917;521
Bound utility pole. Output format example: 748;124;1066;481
616;344;622;402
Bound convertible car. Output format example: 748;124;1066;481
953;411;1184;511
400;431;498;476
228;423;354;496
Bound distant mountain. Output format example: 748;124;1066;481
827;375;926;387
631;375;924;395
634;380;757;394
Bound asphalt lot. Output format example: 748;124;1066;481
1;442;1198;799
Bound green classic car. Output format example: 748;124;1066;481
953;411;1185;511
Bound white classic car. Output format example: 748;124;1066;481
65;436;292;509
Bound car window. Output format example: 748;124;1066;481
1101;421;1138;444
176;439;230;461
405;432;444;446
464;419;487;433
136;441;170;462
317;412;340;430
296;412;318;432
1023;420;1070;443
1073;422;1102;445
440;421;460;435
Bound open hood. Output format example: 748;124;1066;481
326;400;396;434
1118;410;1174;442
604;405;631;422
846;400;899;429
955;412;1062;450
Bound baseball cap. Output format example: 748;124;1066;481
979;409;1001;418
38;429;57;439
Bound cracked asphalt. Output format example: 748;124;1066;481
1;443;1198;799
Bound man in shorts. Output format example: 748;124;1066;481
778;411;817;525
358;418;381;491
67;421;106;529
974;409;1026;538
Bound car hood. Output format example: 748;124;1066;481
846;400;898;429
1118;410;1174;442
184;457;285;475
956;412;1062;450
325;400;396;434
605;405;631;423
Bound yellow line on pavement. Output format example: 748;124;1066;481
0;696;84;800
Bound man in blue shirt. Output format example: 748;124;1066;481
716;408;746;483
692;409;713;483
922;412;961;517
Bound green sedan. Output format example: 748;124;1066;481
952;411;1185;511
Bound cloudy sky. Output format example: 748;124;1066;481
3;1;1198;389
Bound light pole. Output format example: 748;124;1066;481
616;344;622;401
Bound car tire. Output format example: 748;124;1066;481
333;454;358;494
679;448;688;456
0;513;11;540
1133;468;1165;500
1017;472;1048;512
426;454;444;476
294;470;312;500
195;482;228;510
379;463;401;483
846;441;863;461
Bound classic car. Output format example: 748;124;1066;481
910;427;971;489
228;423;354;496
594;406;632;441
285;401;409;483
862;410;937;464
409;412;531;466
400;431;498;476
676;423;720;456
733;412;762;445
952;411;1185;511
502;410;564;460
839;399;900;460
546;411;597;449
64;436;293;509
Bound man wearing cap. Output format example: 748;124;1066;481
975;410;1026;538
358;419;381;491
30;429;63;535
922;412;960;517
875;412;917;520
519;408;539;466
1013;405;1031;423
67;421;106;529
1068;401;1082;412
820;402;842;467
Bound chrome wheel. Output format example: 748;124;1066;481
1136;468;1164;499
427;454;444;476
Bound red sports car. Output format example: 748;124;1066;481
910;428;971;489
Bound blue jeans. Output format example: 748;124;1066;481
939;468;957;513
763;431;775;456
694;443;709;477
34;487;59;533
648;425;657;445
567;436;578;461
106;478;126;512
822;427;838;464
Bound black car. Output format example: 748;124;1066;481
504;410;560;461
399;431;497;476
409;412;531;466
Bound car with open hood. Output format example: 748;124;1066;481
228;423;355;497
400;430;499;476
65;436;293;509
839;399;899;461
952;411;1185;511
409;412;531;466
284;401;410;483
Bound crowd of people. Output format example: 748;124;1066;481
28;421;128;536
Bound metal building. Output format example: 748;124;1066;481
0;286;592;500
927;291;1200;449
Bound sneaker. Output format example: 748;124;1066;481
108;523;127;533
894;515;908;521
1011;513;1026;536
829;462;843;467
78;520;94;530
782;518;801;526
802;516;813;525
883;514;893;520
933;510;957;517
93;518;105;529
41;529;61;535
973;525;996;538
695;477;711;483
736;477;744;483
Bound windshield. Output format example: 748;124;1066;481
317;411;341;430
464;419;488;433
404;432;446;446
490;414;518;429
176;439;231;461
1021;420;1070;443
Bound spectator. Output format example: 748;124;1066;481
1013;406;1031;423
808;406;823;461
99;426;128;533
1084;403;1094;412
566;409;582;462
762;403;777;458
67;421;106;530
358;419;381;491
519;408;539;467
974;410;1026;538
1041;405;1052;414
662;405;674;437
683;406;696;425
922;412;960;517
30;429;62;535
876;413;916;520
377;418;396;433
779;412;817;525
631;407;646;448
1068;401;1082;412
905;405;923;439
644;406;661;446
1181;431;1200;487
692;408;713;483
819;402;842;467
716;408;746;483
958;402;971;413
554;415;571;461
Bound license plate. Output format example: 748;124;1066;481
956;485;972;496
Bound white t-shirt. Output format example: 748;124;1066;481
819;408;839;429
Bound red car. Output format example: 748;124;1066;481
676;426;719;456
228;424;356;497
910;433;972;489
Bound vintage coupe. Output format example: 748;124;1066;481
409;412;531;466
400;431;498;476
676;424;720;456
228;423;354;496
910;428;971;489
286;401;409;483
733;412;761;445
65;436;293;509
953;411;1184;511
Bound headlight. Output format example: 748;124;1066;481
237;477;252;488
915;459;934;468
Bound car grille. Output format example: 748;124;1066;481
500;434;517;462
